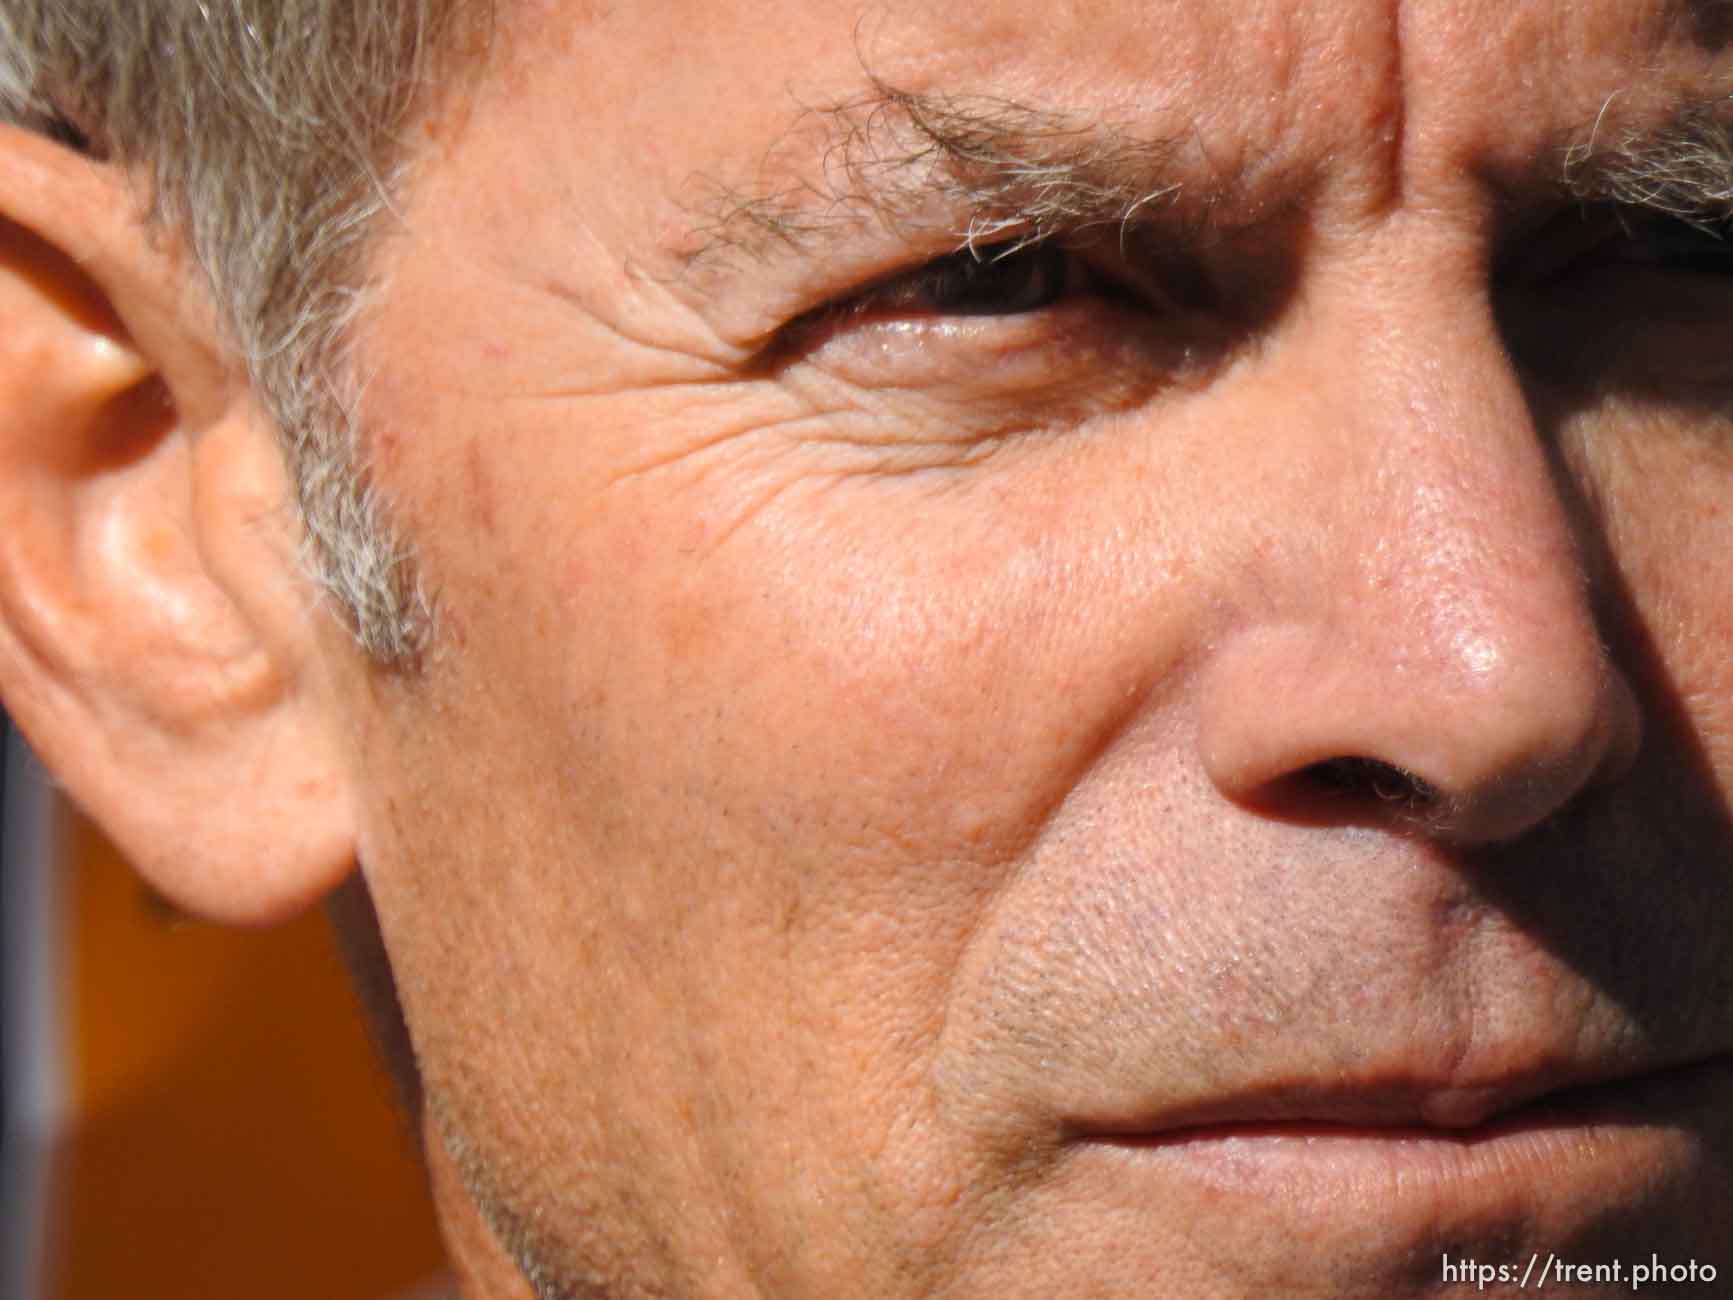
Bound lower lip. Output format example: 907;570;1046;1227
1079;1057;1733;1213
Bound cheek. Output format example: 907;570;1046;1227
545;450;1225;1283
361;382;1241;1292
589;456;1203;887
1576;411;1733;769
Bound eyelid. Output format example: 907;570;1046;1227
760;240;1034;359
786;236;1159;344
1504;203;1733;285
884;247;1132;334
774;249;1218;406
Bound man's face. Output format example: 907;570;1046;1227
337;0;1733;1294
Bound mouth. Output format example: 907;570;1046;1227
1074;1050;1733;1137
1068;1053;1733;1209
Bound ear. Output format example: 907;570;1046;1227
0;124;358;924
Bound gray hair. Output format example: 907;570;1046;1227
0;0;484;664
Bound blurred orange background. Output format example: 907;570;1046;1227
34;797;448;1300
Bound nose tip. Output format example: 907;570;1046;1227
1424;641;1641;843
1197;617;1643;844
1185;257;1651;845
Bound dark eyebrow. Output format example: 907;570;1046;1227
1558;94;1733;223
675;80;1203;273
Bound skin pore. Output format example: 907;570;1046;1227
313;0;1733;1295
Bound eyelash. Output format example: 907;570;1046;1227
1508;206;1733;284
1589;211;1733;274
861;242;1085;316
807;239;1138;331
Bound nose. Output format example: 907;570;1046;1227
1194;269;1641;845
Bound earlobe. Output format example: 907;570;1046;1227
0;125;359;924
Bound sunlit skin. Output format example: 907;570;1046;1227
308;0;1733;1295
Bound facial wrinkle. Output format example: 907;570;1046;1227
1383;0;1414;211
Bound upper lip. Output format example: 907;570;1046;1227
1069;1051;1733;1139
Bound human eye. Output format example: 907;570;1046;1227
1508;203;1733;284
772;237;1213;440
1504;205;1733;395
835;241;1095;321
1561;208;1733;277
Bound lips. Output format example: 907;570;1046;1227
1060;1051;1733;1225
1068;1051;1733;1144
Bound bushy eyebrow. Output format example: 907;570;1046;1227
674;83;1733;284
1559;96;1733;224
676;80;1202;273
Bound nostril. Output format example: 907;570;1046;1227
1303;756;1442;816
1196;616;1641;844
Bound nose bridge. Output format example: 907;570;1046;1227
1338;294;1583;685
1196;247;1640;842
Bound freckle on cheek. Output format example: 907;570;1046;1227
656;595;724;665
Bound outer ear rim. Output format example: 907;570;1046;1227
0;123;237;427
0;124;361;926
